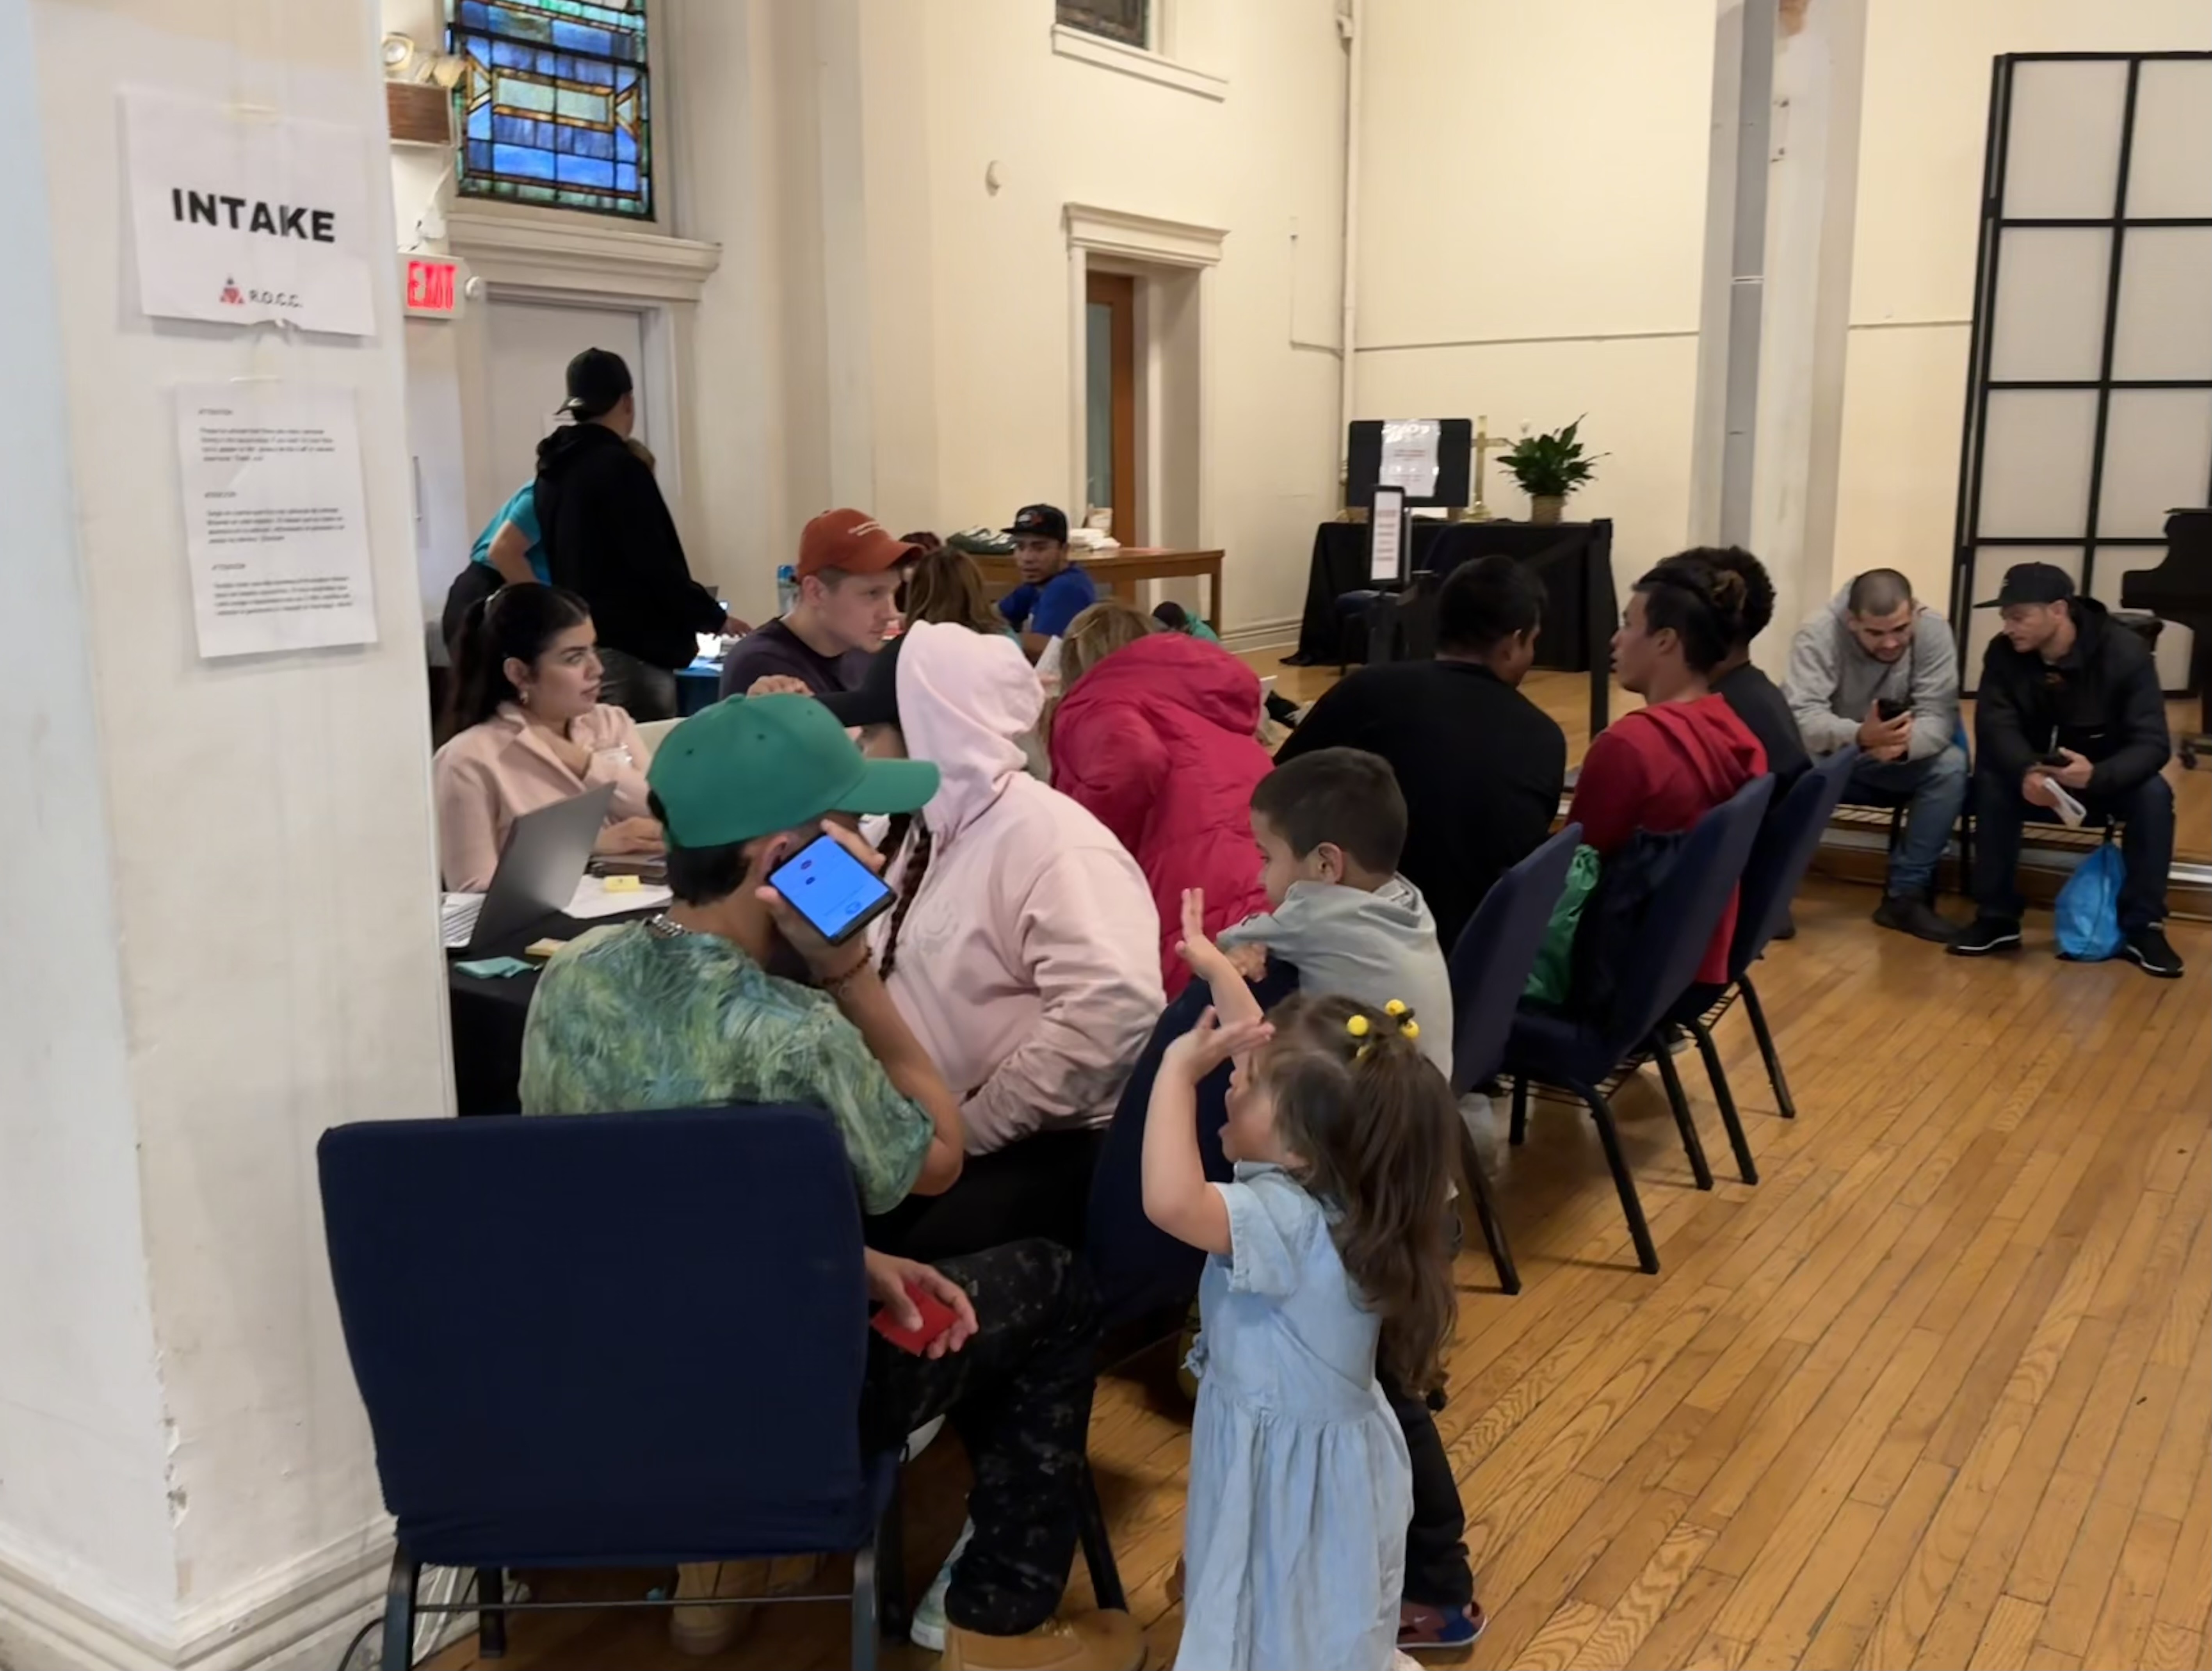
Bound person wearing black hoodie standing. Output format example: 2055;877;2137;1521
1950;563;2180;977
532;349;744;720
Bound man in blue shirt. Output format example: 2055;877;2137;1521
996;504;1096;657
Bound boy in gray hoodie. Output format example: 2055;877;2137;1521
1218;747;1455;1077
1785;568;1967;941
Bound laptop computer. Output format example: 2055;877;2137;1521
445;783;617;954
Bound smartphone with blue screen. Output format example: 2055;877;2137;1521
767;833;895;945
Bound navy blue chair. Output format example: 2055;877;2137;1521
320;1107;900;1671
1444;823;1586;1296
1668;747;1859;1139
1500;778;1774;1274
1087;961;1302;1332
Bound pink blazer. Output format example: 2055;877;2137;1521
432;703;653;890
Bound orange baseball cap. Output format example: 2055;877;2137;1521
797;509;918;578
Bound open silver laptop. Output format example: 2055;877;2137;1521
446;783;616;954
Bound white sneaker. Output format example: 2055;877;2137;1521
909;1519;974;1653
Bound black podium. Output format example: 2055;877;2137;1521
1290;518;1618;737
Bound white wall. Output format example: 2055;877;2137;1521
1833;0;2212;607
1353;0;1718;591
2;0;450;1662
670;0;1349;634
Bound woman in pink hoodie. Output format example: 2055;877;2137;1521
822;621;1166;1261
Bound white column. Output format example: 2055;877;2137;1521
1691;0;1868;670
0;2;448;1666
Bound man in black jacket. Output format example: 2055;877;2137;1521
1274;555;1567;953
1951;563;2179;976
534;349;742;719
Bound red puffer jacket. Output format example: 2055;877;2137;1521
1048;632;1274;996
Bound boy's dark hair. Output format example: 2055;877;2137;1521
1250;748;1408;875
1437;554;1546;656
1634;555;1751;674
648;791;749;906
1660;545;1773;645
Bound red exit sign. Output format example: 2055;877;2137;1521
404;258;460;317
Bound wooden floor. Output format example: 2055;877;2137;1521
428;880;2210;1671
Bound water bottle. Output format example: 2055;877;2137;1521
776;564;798;616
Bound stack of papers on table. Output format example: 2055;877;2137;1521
440;877;671;950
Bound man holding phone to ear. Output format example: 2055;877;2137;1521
1786;568;1968;942
519;695;1141;1669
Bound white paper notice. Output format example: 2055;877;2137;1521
1370;486;1406;584
1379;419;1443;497
124;88;377;337
176;384;379;659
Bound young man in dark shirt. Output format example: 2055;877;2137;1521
717;509;914;700
1274;555;1567;953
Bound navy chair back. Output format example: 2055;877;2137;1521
1591;777;1774;1056
1087;960;1302;1328
1728;747;1858;978
1447;823;1584;1094
318;1106;872;1569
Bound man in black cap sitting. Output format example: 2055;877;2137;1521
1951;562;2180;976
997;505;1097;658
534;347;746;719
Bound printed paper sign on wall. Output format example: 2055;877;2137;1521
124;88;377;337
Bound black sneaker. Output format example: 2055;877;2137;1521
1874;895;1958;944
1947;915;2023;957
2122;926;2184;979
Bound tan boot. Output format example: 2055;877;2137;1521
943;1609;1146;1671
667;1555;822;1657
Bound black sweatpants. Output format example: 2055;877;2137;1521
859;1240;1099;1636
1381;1370;1475;1609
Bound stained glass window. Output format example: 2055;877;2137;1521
449;0;651;219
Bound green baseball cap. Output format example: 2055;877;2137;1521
645;694;939;849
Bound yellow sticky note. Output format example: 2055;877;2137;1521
602;874;642;893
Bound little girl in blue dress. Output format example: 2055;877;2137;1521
1145;897;1461;1670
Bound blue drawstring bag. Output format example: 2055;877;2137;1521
2055;833;2125;962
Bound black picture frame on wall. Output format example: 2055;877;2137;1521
1949;50;2212;696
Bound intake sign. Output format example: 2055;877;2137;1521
176;384;379;659
125;88;376;336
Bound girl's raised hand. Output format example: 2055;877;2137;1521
1164;1006;1274;1083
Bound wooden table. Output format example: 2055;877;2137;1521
973;547;1225;634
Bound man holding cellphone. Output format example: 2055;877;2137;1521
520;695;1140;1668
1950;564;2179;977
1785;568;1968;942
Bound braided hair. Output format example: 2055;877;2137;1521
874;813;936;981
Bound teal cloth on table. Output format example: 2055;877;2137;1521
454;956;535;980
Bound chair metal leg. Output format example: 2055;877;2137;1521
1458;1123;1520;1294
1076;1462;1126;1612
1584;1085;1660;1274
1738;973;1795;1118
1686;1016;1758;1185
474;1567;506;1659
877;1469;910;1639
1652;1031;1714;1191
851;1545;880;1671
381;1550;419;1671
1509;1076;1529;1145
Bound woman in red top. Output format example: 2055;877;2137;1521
1570;556;1770;984
1048;603;1273;996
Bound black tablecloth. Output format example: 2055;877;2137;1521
448;908;658;1115
1290;518;1618;736
1293;520;1614;669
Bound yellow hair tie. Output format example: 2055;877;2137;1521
1401;1019;1420;1041
1346;1014;1372;1039
1384;999;1407;1016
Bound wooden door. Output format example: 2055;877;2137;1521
1085;271;1137;545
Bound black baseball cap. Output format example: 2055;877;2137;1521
1004;504;1070;544
561;347;634;418
820;631;907;730
1974;562;2075;609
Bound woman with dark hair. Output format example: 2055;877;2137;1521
1567;555;1769;982
432;583;662;890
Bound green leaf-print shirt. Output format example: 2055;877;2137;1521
519;923;935;1215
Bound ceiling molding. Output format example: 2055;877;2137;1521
1063;203;1227;269
446;208;721;303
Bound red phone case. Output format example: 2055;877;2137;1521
870;1281;957;1355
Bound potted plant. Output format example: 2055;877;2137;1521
1499;419;1602;525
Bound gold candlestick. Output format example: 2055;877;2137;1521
1466;415;1506;522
